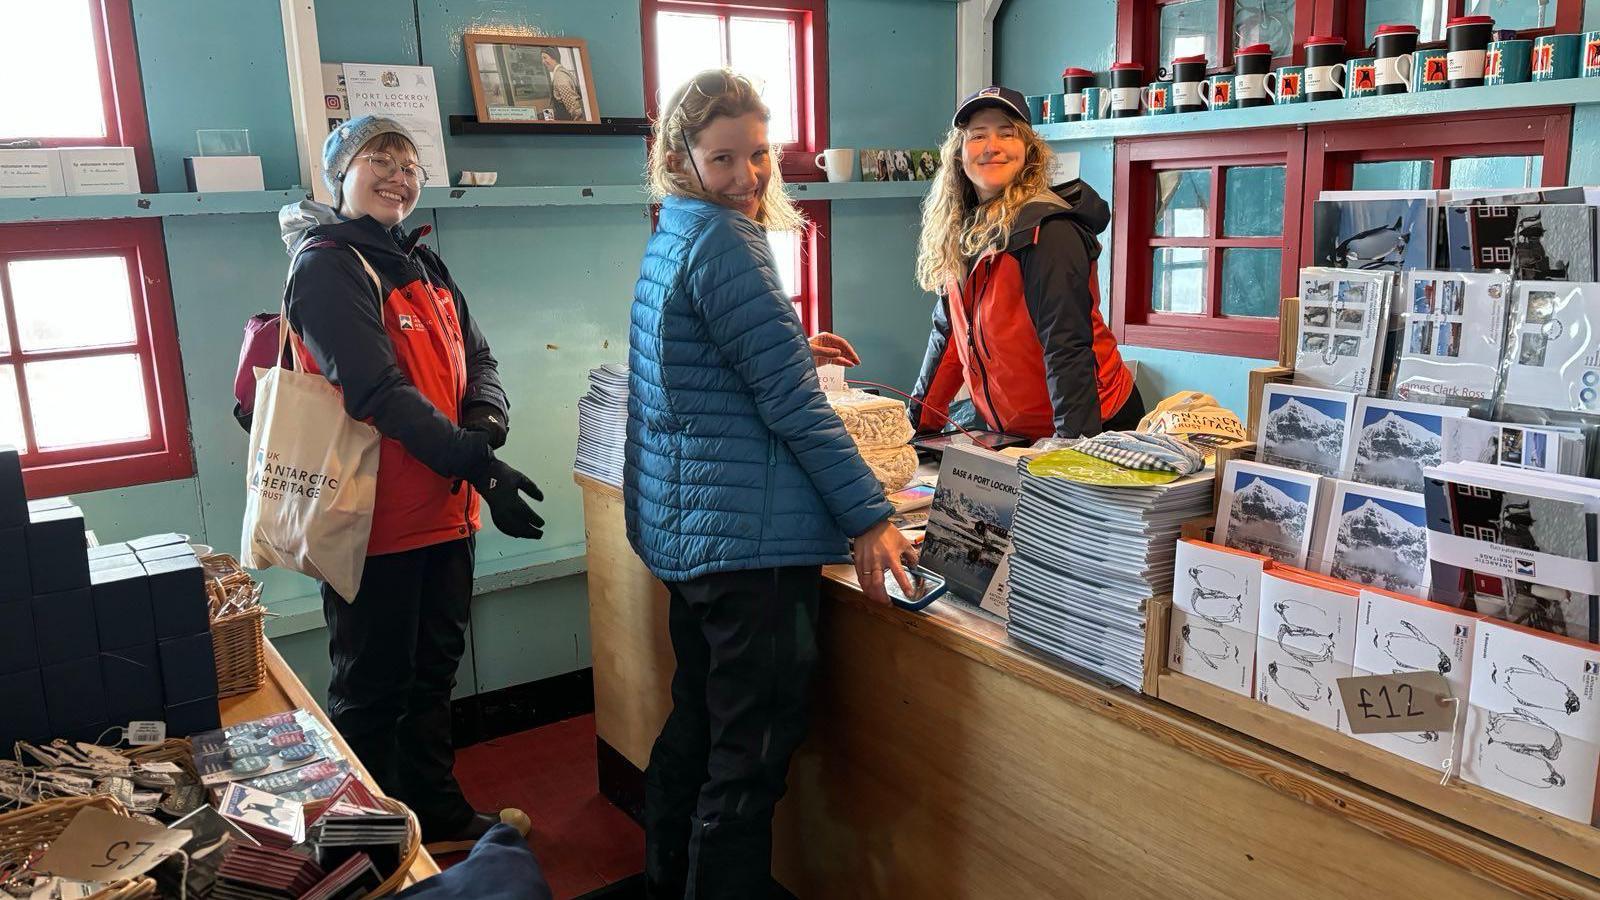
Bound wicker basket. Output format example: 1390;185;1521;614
0;795;157;899
370;795;422;897
202;553;267;698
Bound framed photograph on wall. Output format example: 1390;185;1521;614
464;33;599;124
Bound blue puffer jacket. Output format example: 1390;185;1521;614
625;196;893;582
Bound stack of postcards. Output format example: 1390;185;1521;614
574;364;629;488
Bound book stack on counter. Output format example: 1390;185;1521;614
574;363;629;488
1006;455;1215;690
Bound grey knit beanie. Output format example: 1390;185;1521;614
322;115;416;207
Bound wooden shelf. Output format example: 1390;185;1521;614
448;114;653;136
1038;78;1600;142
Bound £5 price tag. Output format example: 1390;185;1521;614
35;807;191;882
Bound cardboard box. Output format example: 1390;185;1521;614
31;587;98;667
0;669;50;748
0;597;38;675
0;148;65;198
92;563;155;650
0;526;28;601
26;502;89;594
158;632;217;705
42;656;108;735
0;446;24;528
102;643;164;723
164;695;221;737
146;555;209;639
183;155;264;192
59;146;139;195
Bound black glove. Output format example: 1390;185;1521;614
470;458;545;539
462;403;509;450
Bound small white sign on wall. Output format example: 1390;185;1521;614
1049;150;1080;185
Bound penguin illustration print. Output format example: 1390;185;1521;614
1267;661;1330;712
1185;564;1244;625
1493;654;1580;715
1375;620;1451;675
1486;707;1563;760
1180;623;1237;671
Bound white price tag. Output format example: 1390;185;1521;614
125;721;166;746
1337;672;1456;735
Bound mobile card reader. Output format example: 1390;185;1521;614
884;566;947;611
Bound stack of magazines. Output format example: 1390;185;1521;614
1006;459;1215;690
573;364;629;488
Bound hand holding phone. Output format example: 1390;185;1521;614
884;566;947;611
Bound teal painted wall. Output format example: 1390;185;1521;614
86;1;951;695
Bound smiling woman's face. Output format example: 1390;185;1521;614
682;112;770;220
960;108;1027;202
339;137;422;227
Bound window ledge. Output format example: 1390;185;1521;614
1039;79;1600;142
0;182;930;225
1122;322;1278;359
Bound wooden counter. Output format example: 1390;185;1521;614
220;640;440;886
578;473;1600;899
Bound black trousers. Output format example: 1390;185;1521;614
322;537;475;839
643;566;822;900
1101;383;1147;433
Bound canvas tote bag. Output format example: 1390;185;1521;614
240;246;383;601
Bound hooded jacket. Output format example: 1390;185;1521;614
278;201;507;556
910;180;1133;440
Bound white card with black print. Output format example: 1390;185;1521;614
1256;383;1357;478
1352;590;1477;772
1393;270;1511;406
1318;480;1431;596
1215;460;1323;568
1256;570;1359;732
1341;396;1468;493
1169;540;1269;696
1294;267;1394;395
1501;281;1600;414
1440;417;1587;476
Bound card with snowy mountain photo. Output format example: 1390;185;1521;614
1440;418;1588;477
1392;270;1510;407
1257;384;1356;477
1341;396;1467;493
1319;481;1430;596
1352;589;1477;770
1168;540;1270;696
1255;570;1359;731
1294;268;1393;394
1501;281;1600;414
1216;461;1323;567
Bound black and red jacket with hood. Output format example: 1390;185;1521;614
910;180;1133;440
279;201;507;556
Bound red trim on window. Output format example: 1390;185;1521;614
796;200;832;333
1337;0;1579;52
0;219;192;497
640;0;828;181
1117;0;1316;79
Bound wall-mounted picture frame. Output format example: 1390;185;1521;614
464;33;599;124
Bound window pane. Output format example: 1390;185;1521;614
729;17;797;145
0;1;107;139
655;12;724;106
767;229;799;299
1160;0;1218;66
26;354;149;450
0;299;9;355
1155;169;1211;237
1464;0;1552;31
1351;159;1434;191
0;367;24;450
1449;155;1544;191
1233;0;1295;59
1363;0;1448;43
1223;165;1285;237
1222;248;1282;317
1151;247;1207;314
7;256;138;352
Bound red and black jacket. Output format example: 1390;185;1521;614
910;180;1133;440
282;211;507;556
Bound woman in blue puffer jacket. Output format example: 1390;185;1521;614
626;69;917;899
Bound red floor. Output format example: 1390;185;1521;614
448;714;643;897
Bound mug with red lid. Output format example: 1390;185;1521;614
1446;15;1495;86
1304;35;1347;101
1109;62;1146;118
1061;66;1096;121
1373;24;1419;94
1165;54;1210;112
1235;43;1275;106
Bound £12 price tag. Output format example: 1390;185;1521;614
1337;671;1456;735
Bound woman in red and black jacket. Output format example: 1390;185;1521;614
911;86;1143;440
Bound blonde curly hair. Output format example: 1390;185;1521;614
647;69;804;232
915;113;1056;293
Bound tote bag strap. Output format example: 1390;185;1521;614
278;242;386;372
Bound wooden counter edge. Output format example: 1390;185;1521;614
220;640;443;884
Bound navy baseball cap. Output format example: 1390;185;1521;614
953;85;1031;127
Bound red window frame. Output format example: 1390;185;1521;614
1112;128;1307;359
0;219;193;496
3;0;157;191
640;0;829;181
1331;0;1582;54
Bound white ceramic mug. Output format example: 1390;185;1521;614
1375;53;1414;91
1306;62;1348;97
814;148;857;183
1261;71;1281;102
1064;91;1087;117
1237;72;1272;102
1110;86;1143;113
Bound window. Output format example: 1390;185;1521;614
1344;0;1580;46
641;0;827;180
0;220;193;496
771;201;832;333
0;0;155;189
1112;129;1307;358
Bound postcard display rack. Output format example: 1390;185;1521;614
1143;189;1600;884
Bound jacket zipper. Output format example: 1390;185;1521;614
964;256;1005;432
762;435;776;538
